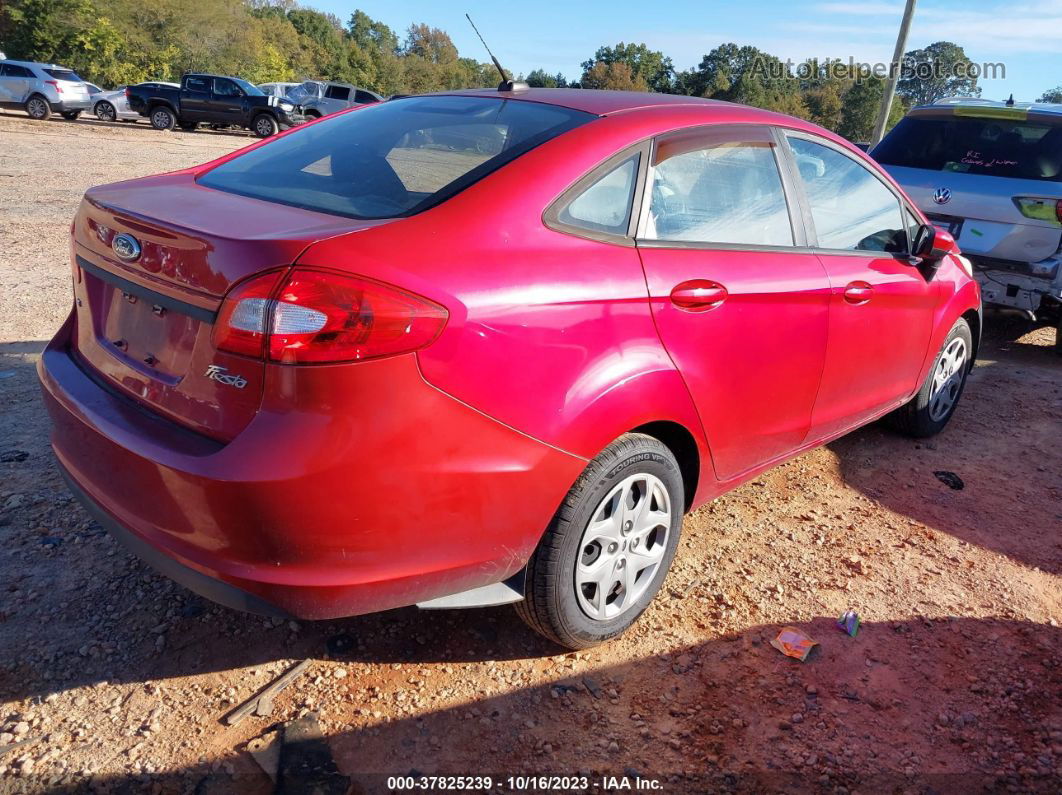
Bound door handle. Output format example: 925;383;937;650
843;281;873;305
670;280;728;312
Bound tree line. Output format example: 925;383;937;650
1;0;1055;143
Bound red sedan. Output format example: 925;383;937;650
39;88;980;649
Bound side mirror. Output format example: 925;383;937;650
913;223;958;260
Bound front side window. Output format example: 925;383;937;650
213;79;241;97
198;95;594;219
643;128;793;246
557;155;639;236
788;136;906;253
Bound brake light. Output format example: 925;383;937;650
214;269;448;364
45;80;62;94
1014;197;1062;226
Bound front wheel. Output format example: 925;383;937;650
95;101;116;122
252;113;279;138
149;106;176;131
516;433;684;649
889;317;973;437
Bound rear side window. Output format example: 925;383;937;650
43;68;80;81
198;96;594;219
874;115;1062;182
186;77;210;93
644;127;793;246
789;136;906;253
326;84;351;101
557;155;639;236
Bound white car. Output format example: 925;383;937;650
93;82;178;122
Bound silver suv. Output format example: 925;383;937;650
290;81;382;119
0;59;93;120
874;98;1062;349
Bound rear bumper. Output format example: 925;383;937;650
38;315;584;619
51;97;91;112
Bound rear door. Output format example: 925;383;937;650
635;125;831;480
784;132;936;438
180;76;213;121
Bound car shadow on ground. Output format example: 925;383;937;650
827;329;1062;576
67;616;1062;794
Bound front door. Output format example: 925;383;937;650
636;125;831;480
783;134;937;439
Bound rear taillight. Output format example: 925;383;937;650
45;79;62;94
125;87;131;100
214;268;448;364
1014;197;1062;226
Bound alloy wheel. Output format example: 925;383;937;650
929;337;967;421
575;473;671;621
96;103;116;122
27;98;48;119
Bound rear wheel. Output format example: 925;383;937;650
516;433;683;649
889;317;972;437
95;101;117;122
25;95;51;121
252;113;279;138
61;110;81;120
149;106;176;131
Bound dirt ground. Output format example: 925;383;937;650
0;111;1060;794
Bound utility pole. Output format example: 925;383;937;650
870;0;917;147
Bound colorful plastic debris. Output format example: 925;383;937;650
837;610;860;636
770;626;819;662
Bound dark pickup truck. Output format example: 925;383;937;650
127;73;303;137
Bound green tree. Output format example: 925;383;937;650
525;69;567;88
581;61;648;92
581;42;671;92
404;23;457;64
838;75;907;143
1038;86;1062;103
897;41;980;106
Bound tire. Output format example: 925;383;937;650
252;113;279;138
95;101;116;122
61;110;81;120
889;317;973;437
516;433;684;649
149;106;176;131
25;95;51;121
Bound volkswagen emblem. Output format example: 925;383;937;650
112;233;141;261
932;187;952;205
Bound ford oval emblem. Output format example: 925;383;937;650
932;187;952;205
112;233;141;261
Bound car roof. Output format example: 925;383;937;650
442;87;734;116
909;96;1062;119
2;59;66;69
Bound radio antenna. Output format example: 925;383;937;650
465;13;528;92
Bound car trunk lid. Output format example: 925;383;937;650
71;172;386;441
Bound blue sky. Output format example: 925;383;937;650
316;0;1062;101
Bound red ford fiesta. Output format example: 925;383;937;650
39;88;980;649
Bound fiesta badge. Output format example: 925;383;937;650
112;233;142;261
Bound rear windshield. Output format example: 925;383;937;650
873;114;1062;182
44;68;81;81
197;95;594;219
